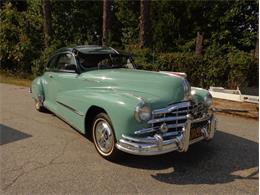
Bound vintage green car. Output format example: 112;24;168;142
31;45;216;160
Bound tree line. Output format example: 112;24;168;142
0;0;258;88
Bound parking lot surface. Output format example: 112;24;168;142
0;83;258;194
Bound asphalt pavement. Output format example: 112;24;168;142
0;83;259;194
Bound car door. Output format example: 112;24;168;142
42;54;59;111
55;52;80;92
50;53;83;124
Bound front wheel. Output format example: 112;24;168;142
92;113;120;161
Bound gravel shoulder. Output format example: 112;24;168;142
213;98;259;119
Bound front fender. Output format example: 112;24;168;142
191;87;210;104
56;89;149;140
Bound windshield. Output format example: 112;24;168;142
77;53;135;72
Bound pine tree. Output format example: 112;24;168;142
139;0;150;48
42;0;52;47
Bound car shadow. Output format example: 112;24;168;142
0;124;32;145
117;131;259;185
40;110;259;185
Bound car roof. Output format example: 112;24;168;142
54;45;126;55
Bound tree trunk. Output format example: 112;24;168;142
139;0;150;48
255;28;259;59
102;0;111;47
42;0;52;48
195;32;204;56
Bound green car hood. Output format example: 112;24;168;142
80;69;186;109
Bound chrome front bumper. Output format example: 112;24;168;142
116;114;216;156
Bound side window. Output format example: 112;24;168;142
56;53;76;71
46;56;58;70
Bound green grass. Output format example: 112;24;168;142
0;71;32;87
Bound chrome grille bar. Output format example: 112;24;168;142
148;115;187;124
134;123;185;135
152;101;191;115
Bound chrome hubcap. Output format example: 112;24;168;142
94;119;114;154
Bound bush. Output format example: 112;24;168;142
31;44;59;78
156;52;219;88
126;45;258;89
227;51;252;88
0;2;43;75
125;44;155;70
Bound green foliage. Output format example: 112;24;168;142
114;0;140;46
31;43;59;77
156;53;205;86
227;51;252;88
51;0;102;46
126;44;154;69
128;47;257;88
0;0;43;73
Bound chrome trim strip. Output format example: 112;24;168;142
134;123;184;135
122;134;155;143
161;131;179;137
171;110;188;114
152;101;191;115
167;123;185;129
134;127;158;135
148;115;187;124
56;101;84;116
58;69;77;73
119;139;146;148
43;105;84;133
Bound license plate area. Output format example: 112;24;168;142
190;128;203;140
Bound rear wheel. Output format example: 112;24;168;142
35;99;45;112
92;113;120;161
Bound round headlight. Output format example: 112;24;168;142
204;93;213;107
135;102;152;122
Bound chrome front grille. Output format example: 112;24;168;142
134;101;207;136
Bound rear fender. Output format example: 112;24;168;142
31;77;44;101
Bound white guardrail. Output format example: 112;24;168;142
209;87;259;104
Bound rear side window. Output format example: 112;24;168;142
46;55;58;70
